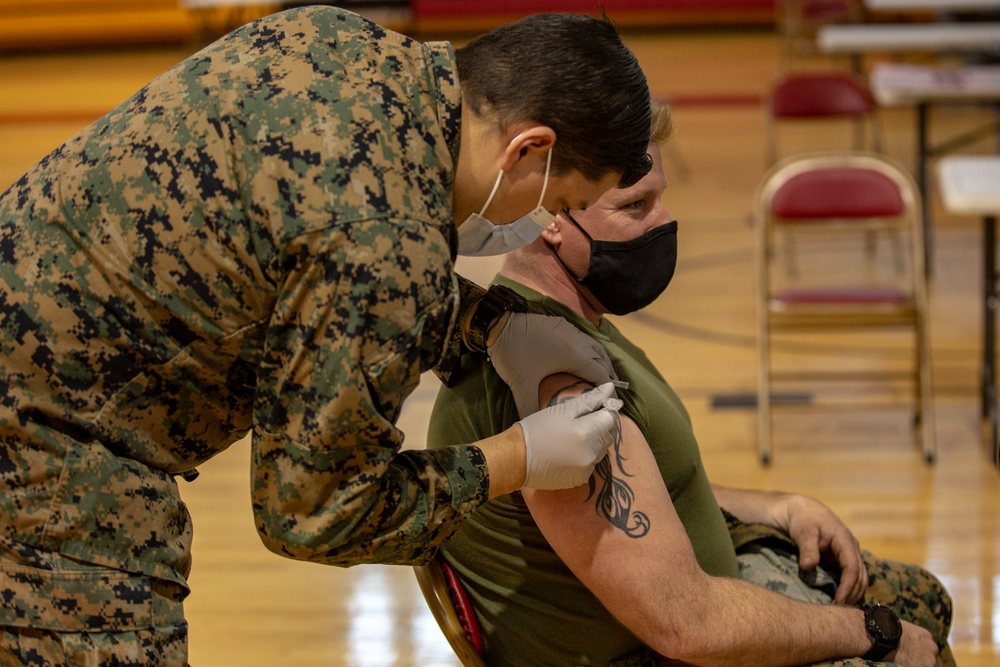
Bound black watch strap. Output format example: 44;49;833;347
862;605;902;661
464;284;528;353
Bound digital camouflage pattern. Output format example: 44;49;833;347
0;4;490;646
0;540;187;665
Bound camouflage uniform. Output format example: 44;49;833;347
0;6;489;662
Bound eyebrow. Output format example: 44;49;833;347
641;188;662;200
615;187;658;203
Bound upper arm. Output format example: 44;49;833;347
250;223;460;563
524;373;711;649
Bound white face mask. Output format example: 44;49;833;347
457;147;556;257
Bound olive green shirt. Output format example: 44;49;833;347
427;276;739;666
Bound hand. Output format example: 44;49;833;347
489;312;618;418
889;621;940;667
519;382;620;489
782;495;867;604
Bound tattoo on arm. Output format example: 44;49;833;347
547;381;651;539
547;381;596;407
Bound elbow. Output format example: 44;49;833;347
643;617;705;664
637;586;724;665
654;623;714;665
252;503;358;566
254;516;313;561
251;502;430;567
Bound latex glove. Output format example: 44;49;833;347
489;312;619;419
519;382;622;490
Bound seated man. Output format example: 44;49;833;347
426;104;952;667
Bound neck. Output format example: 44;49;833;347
500;244;605;325
452;105;492;224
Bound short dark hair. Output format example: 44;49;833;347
455;13;652;188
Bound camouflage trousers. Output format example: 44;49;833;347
613;514;954;667
0;538;189;666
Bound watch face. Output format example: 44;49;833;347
869;605;903;642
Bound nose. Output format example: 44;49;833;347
647;202;672;232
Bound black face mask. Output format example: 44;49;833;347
549;211;678;316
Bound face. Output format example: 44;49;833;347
545;144;670;277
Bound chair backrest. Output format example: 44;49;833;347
414;557;487;667
766;73;883;166
771;73;875;118
769;166;905;221
756;151;927;308
759;152;919;228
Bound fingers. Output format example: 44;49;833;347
836;552;868;605
568;382;617;415
489;313;620;419
829;532;867;605
793;521;867;605
797;536;821;572
519;384;622;490
566;341;619;386
787;497;868;605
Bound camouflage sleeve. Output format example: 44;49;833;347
250;221;488;567
432;274;487;387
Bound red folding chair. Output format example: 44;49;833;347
414;556;486;667
755;152;935;465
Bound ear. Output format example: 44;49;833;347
538;211;565;246
499;125;556;171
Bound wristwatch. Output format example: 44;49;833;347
463;284;528;353
862;604;903;661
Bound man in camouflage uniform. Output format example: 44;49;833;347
0;6;653;664
427;104;951;667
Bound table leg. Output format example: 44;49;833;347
917;102;932;278
984;215;998;465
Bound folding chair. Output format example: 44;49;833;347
755;152;935;465
414;556;487;667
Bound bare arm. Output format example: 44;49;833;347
520;374;939;667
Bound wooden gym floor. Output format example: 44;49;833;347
0;18;997;667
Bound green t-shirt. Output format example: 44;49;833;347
426;276;739;667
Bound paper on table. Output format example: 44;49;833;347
871;62;1000;95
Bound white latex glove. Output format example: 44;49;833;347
519;382;622;490
489;312;619;419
